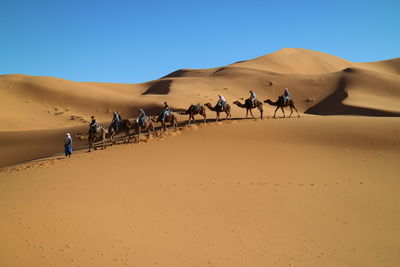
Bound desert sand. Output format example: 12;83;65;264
0;48;399;266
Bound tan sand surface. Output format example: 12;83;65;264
0;48;400;266
1;48;399;168
0;116;400;266
1;48;399;132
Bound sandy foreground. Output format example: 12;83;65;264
1;115;400;267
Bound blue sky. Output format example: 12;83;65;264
1;0;399;83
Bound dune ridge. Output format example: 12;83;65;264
1;48;399;132
0;48;399;167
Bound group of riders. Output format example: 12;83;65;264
88;88;291;134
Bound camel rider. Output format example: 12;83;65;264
161;102;171;122
249;90;257;107
117;112;122;121
112;111;120;131
283;88;291;105
217;94;226;111
138;108;147;126
89;116;98;133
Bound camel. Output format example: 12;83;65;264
108;119;132;144
151;112;178;132
204;103;232;121
76;124;108;152
130;117;156;143
233;99;263;118
264;96;300;118
177;104;207;124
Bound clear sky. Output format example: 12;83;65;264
1;0;399;83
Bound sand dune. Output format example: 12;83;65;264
1;48;400;266
1;116;400;266
1;48;399;167
1;48;399;133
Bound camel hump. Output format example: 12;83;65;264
190;104;202;113
245;98;260;108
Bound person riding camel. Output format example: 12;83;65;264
249;90;257;107
217;94;226;111
89;116;98;133
111;111;121;132
283;88;291;105
161;102;171;122
138;108;147;126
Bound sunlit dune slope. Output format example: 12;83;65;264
1;48;399;132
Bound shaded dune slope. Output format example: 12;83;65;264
1;48;399;132
305;65;400;116
1;48;400;167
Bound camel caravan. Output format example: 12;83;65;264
76;89;300;152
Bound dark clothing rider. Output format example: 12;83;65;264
112;112;121;131
89;116;98;133
249;90;257;107
283;88;291;105
161;102;171;121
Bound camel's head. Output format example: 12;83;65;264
233;101;240;105
150;115;158;122
75;133;83;141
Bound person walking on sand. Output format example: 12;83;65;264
64;133;72;158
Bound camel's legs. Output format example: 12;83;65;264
136;129;140;143
125;128;130;143
249;109;254;118
88;138;92;152
259;107;263;119
111;132;115;144
293;105;300;117
246;109;249;118
289;106;293;118
203;114;207;123
281;107;286;118
273;107;279;118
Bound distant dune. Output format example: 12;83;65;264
0;47;399;167
1;48;399;132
